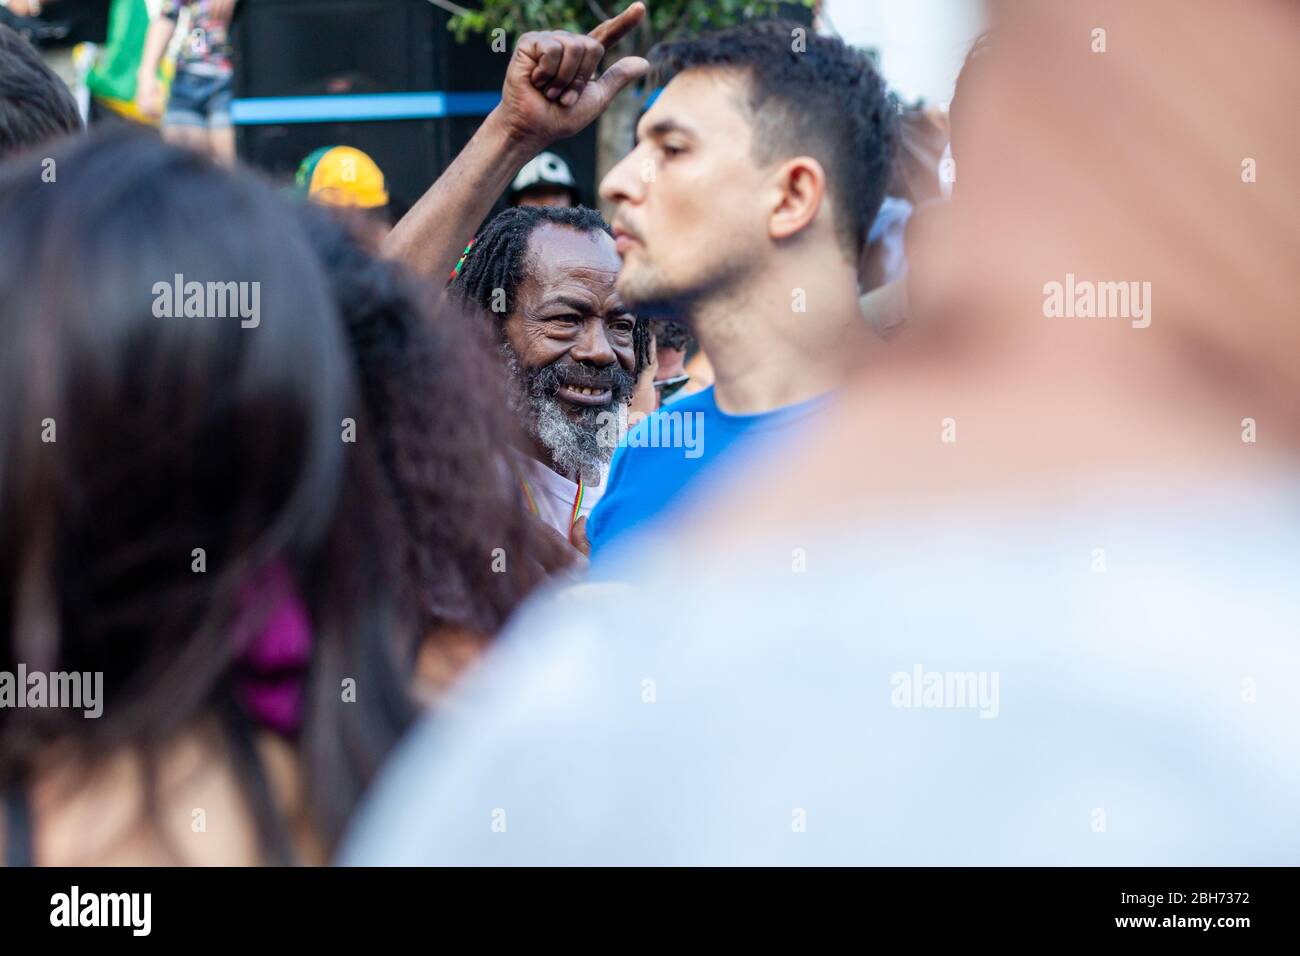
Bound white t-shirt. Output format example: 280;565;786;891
514;453;605;541
341;474;1300;865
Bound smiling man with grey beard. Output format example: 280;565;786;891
453;204;650;550
499;342;629;484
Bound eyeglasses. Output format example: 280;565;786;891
653;374;690;402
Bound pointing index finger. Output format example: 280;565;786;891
588;1;646;49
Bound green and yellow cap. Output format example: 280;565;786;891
295;145;389;209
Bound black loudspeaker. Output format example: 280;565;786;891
236;117;441;217
231;0;447;214
234;0;437;98
4;0;109;47
231;0;598;219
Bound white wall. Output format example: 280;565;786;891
823;0;988;107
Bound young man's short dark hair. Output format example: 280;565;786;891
649;20;896;257
650;318;692;354
0;23;83;160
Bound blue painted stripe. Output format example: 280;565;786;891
231;91;501;125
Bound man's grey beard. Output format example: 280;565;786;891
500;344;628;485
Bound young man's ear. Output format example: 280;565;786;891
768;156;828;241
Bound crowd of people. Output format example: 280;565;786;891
0;0;1297;866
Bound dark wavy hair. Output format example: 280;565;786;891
0;127;417;861
649;19;897;257
296;202;572;640
650;319;693;354
0;23;82;160
452;204;653;372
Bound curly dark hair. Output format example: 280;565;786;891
650;319;692;354
0;128;418;861
452;204;653;371
298;203;572;640
649;19;897;257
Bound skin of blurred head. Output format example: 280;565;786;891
682;0;1300;549
910;0;1300;399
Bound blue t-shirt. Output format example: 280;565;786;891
587;386;828;562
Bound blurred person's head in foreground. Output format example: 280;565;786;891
339;0;1300;867
509;151;581;208
945;31;993;183
700;0;1300;572
295;145;394;252
0;22;83;160
453;204;652;484
600;20;895;363
293;202;572;688
0;127;420;865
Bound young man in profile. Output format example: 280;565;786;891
587;22;895;560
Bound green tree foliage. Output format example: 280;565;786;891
448;0;815;56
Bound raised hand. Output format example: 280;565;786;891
497;2;650;151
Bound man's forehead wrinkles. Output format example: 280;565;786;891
552;265;619;281
531;248;619;277
526;228;613;273
542;268;620;295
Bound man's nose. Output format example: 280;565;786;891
570;318;616;367
599;146;644;208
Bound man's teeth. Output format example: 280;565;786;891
567;385;607;396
